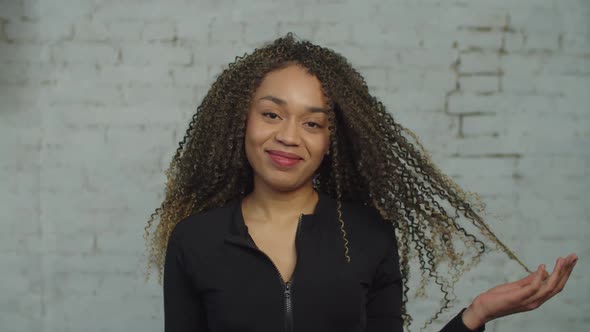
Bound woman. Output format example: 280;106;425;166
144;33;577;331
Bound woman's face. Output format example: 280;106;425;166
244;63;331;192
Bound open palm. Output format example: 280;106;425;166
462;253;578;329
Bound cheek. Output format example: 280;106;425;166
304;136;330;162
244;120;270;160
316;133;330;155
246;121;269;146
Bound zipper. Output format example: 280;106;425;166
285;280;293;332
242;213;303;332
285;213;302;332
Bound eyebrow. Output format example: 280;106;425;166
258;95;329;115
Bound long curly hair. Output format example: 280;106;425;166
144;32;531;330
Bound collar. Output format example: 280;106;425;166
225;190;333;245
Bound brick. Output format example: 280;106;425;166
302;1;375;22
142;21;176;42
119;43;191;66
444;132;590;156
447;92;588;117
28;0;94;21
541;54;589;75
451;29;503;52
504;30;560;53
120;84;194;108
454;173;519;196
243;21;281;46
351;23;422;48
438;156;518;179
98;64;174;85
391;109;457;137
459;75;499;93
398;48;458;69
208;18;244;44
193;42;252;66
0;44;51;63
373;90;446;113
561;33;590;55
0;0;24;18
439;7;508;30
169;65;210;86
0;253;43;293
175;19;209;42
92;0;195;21
46;253;140;274
278;22;316;40
0;63;30;83
462;112;588;138
313;22;352;46
423;70;457;91
44;81;123;106
502;73;589;98
50;42;118;64
508;8;560;32
383;68;456;92
459;53;501;74
233;2;304;23
501;53;544;76
517;155;589;178
356;66;388;87
5;20;73;41
0;84;39;111
440;134;519;155
74;20;142;42
0;292;43;331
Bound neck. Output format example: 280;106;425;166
242;184;318;226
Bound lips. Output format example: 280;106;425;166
267;152;302;168
266;150;302;160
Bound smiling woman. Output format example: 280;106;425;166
144;32;577;332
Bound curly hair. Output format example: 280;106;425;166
144;32;531;330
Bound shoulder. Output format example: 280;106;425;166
339;199;396;248
169;199;235;246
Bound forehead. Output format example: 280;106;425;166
252;64;329;108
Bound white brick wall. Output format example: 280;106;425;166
1;0;588;331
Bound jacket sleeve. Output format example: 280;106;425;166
365;221;404;332
163;228;208;331
440;308;486;332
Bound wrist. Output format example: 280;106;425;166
461;301;488;331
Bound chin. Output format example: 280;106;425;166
258;173;307;191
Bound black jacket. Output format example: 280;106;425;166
163;191;485;332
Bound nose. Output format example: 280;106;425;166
275;118;301;146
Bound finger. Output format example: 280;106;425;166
490;264;551;294
515;269;549;289
551;256;577;297
514;271;540;286
517;254;576;310
522;258;567;309
487;272;538;294
505;264;546;307
537;256;574;300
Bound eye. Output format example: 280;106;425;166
262;111;280;119
306;122;323;129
